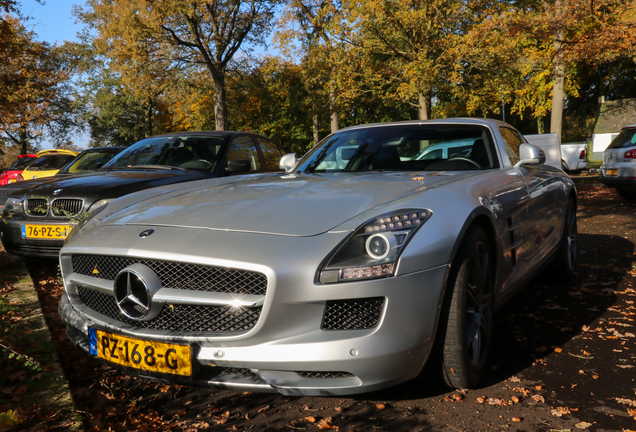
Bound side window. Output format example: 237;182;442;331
256;138;286;171
421;148;443;160
226;136;261;172
499;127;524;165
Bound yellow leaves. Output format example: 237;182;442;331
0;410;22;428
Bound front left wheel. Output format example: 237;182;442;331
442;226;494;389
554;198;577;281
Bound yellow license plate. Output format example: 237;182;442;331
606;169;618;176
88;328;192;376
21;224;71;239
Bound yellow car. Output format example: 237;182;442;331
20;149;79;180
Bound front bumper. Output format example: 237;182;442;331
0;218;67;259
59;258;449;396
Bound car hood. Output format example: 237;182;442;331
17;169;209;201
101;171;478;236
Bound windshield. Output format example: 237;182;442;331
27;154;77;171
7;157;36;170
296;124;499;173
103;135;226;171
607;127;636;149
60;148;123;173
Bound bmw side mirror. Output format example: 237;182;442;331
515;143;546;168
279;153;297;173
226;160;251;173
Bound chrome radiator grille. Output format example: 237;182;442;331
71;255;268;295
26;198;47;216
51;198;84;217
77;285;262;333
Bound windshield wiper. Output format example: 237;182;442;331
122;165;185;170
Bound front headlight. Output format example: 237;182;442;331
87;198;113;213
3;197;23;217
319;209;433;283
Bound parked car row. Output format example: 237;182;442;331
0;132;286;259
0;147;125;211
0;119;581;396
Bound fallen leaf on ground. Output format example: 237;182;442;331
615;398;636;407
316;417;338;429
575;421;593;429
551;406;571;417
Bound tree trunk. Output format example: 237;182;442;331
550;4;565;140
312;111;320;145
329;85;338;133
19;125;28;155
146;98;153;138
537;116;545;134
213;75;227;131
418;92;429;120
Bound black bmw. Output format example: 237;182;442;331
1;131;287;259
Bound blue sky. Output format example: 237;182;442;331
20;0;86;148
17;1;282;149
21;0;81;44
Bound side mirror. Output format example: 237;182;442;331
514;143;546;168
226;159;251;173
279;153;297;173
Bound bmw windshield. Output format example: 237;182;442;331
102;135;226;171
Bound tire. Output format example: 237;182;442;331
561;160;569;173
442;226;494;389
554;198;577;281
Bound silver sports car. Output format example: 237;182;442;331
58;118;577;396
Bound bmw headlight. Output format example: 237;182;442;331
87;198;113;213
319;209;433;283
3;197;22;217
64;199;111;244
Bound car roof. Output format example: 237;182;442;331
36;149;79;156
144;131;265;139
336;118;511;133
80;146;126;152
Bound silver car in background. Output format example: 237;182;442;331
600;124;636;198
58;118;577;396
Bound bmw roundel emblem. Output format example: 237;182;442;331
53;189;62;195
139;229;155;238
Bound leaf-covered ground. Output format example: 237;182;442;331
2;179;636;431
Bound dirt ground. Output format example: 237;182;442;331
6;179;636;432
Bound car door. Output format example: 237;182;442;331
501;127;566;280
